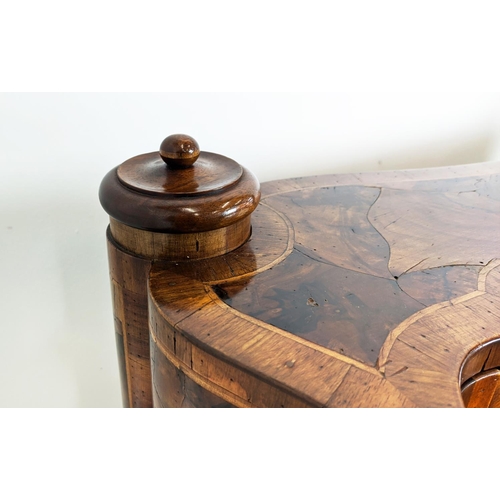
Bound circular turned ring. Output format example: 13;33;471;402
101;133;261;233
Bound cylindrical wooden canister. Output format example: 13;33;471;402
99;134;260;407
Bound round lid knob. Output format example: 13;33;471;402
99;133;260;233
116;134;243;196
159;134;200;167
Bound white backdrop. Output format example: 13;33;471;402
1;92;500;407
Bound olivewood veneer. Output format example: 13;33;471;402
146;162;500;407
101;135;500;407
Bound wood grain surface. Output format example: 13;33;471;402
107;228;153;407
99;162;260;232
462;369;500;408
101;136;264;406
109;215;252;261
148;162;500;407
117;151;242;195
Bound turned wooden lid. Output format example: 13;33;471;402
99;134;261;233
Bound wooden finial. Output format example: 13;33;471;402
159;134;200;167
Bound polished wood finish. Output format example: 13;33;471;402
462;369;500;408
149;265;413;407
109;216;252;261
99;166;260;232
117;152;243;195
159;133;200;167
100;133;259;233
461;339;500;382
101;135;500;407
100;135;261;407
147;162;500;407
460;338;500;407
151;343;235;407
107;229;153;407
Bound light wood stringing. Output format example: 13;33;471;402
147;163;500;407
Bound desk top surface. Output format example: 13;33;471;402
149;162;500;407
